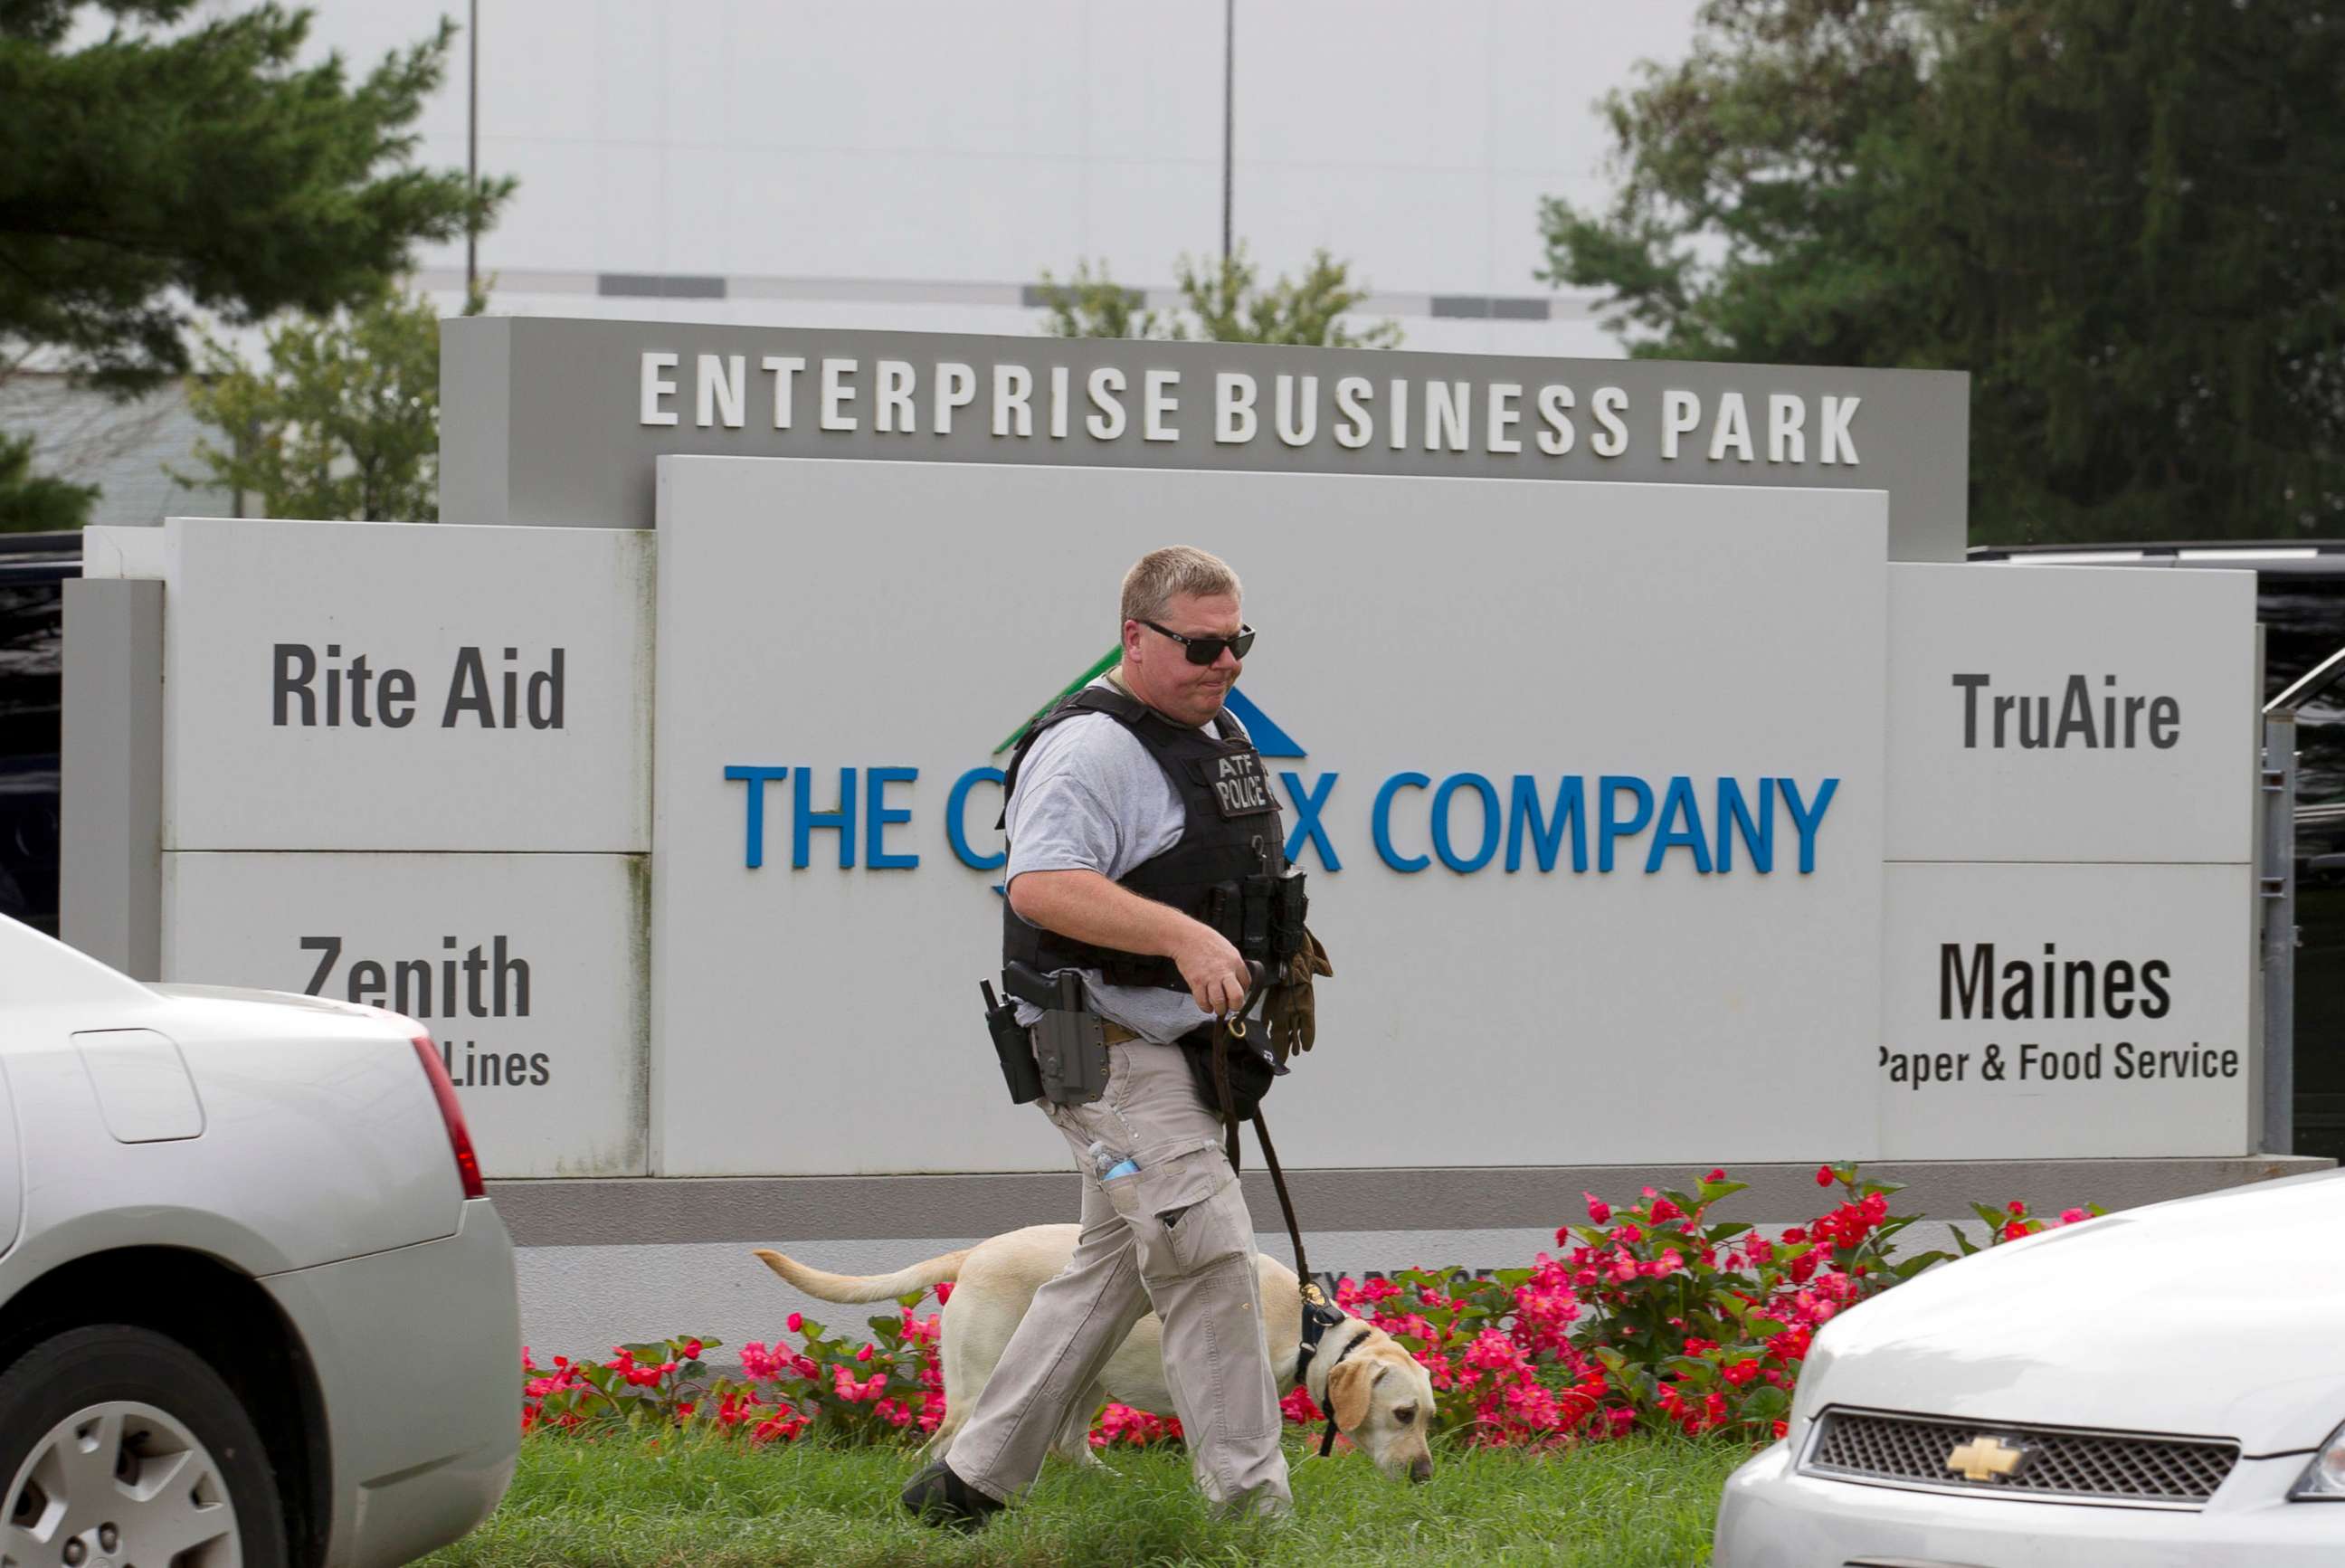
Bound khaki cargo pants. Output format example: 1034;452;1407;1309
945;1034;1290;1512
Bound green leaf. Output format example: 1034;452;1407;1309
1740;1386;1790;1421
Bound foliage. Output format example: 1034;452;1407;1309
524;1291;951;1447
1039;246;1400;348
1950;1194;2105;1256
1305;1164;2093;1449
174;284;480;521
1;0;511;525
1538;0;2345;544
0;431;97;533
520;1164;2095;1455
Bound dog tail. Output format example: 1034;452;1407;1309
751;1246;969;1305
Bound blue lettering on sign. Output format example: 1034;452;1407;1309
866;766;919;869
1599;775;1654;872
946;766;1006;870
1649;775;1713;874
793;766;858;869
727;761;1839;878
1431;773;1500;873
1374;770;1837;877
1372;773;1432;873
723;765;789;870
1716;777;1773;872
1280;771;1341;871
1779;777;1838;874
1506;774;1587;872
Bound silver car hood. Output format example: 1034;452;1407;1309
1807;1169;2345;1454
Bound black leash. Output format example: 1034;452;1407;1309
1206;1012;1350;1456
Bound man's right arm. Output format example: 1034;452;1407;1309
1007;870;1251;1017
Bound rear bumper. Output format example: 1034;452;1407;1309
266;1198;520;1568
1715;1439;2345;1568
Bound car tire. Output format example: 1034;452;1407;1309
0;1325;290;1568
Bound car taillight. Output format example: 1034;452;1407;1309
409;1033;487;1200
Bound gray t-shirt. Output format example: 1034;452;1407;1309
1004;679;1248;1044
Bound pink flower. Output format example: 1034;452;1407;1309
682;1339;703;1359
1584;1193;1612;1225
935;1281;954;1305
2059;1208;2089;1225
856;1343;874;1363
1815;1164;1835;1187
1704;1168;1725;1183
2007;1200;2027;1216
786;1311;803;1334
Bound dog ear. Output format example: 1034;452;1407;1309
1329;1357;1378;1433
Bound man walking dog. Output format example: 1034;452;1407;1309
903;546;1320;1527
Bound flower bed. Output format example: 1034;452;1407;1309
519;1165;2096;1451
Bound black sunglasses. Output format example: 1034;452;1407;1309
1140;619;1257;666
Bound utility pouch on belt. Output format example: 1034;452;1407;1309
1002;961;1111;1107
1242;866;1309;965
979;981;1044;1105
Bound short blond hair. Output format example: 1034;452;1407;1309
1121;546;1241;626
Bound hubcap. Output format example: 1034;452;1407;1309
2;1401;240;1568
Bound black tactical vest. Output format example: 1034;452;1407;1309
1000;684;1306;991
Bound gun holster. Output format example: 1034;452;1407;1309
1002;962;1111;1107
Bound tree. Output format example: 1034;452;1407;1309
1539;0;2345;544
174;283;479;522
0;1;511;526
1039;245;1400;348
0;431;96;532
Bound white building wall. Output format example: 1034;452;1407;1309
299;0;1702;354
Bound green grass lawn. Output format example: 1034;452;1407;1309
422;1430;1749;1568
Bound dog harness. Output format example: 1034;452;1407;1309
1295;1297;1363;1459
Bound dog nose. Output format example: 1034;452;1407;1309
1409;1456;1432;1484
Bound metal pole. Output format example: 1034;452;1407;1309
2260;715;2297;1154
1220;0;1233;263
466;0;479;291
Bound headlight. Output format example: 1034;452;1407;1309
2290;1420;2345;1501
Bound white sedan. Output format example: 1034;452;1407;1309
0;913;519;1567
1715;1167;2345;1566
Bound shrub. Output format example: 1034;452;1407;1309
520;1165;2098;1450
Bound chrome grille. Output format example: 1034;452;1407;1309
1804;1409;2238;1506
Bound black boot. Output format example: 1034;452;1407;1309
900;1459;1003;1531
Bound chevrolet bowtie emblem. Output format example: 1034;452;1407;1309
1946;1434;2027;1482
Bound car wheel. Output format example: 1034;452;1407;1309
0;1325;288;1568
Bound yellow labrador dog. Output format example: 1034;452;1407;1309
754;1225;1437;1482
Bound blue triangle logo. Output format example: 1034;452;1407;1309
1225;686;1304;758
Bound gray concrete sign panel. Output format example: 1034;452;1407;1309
441;317;1970;559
